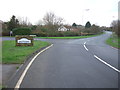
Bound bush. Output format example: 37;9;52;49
62;31;80;36
32;29;48;37
13;27;32;35
2;30;10;36
81;25;102;35
111;20;120;37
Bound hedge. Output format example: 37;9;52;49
13;27;32;35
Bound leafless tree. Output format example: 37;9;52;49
111;20;120;37
43;12;64;26
17;17;32;26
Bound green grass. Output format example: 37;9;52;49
0;85;7;90
2;40;50;64
36;33;103;39
106;35;120;49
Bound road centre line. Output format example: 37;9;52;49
84;42;86;45
14;44;53;89
84;45;89;51
94;55;120;73
83;41;119;73
83;42;88;51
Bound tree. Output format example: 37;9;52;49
8;15;19;31
85;21;91;28
18;17;32;26
72;23;77;27
111;20;120;37
43;12;64;32
90;24;101;34
43;12;64;26
13;27;32;35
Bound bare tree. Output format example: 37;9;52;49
54;17;64;25
17;17;32;26
111;20;119;37
43;12;55;25
43;12;64;26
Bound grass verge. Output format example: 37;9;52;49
106;34;120;49
2;40;50;64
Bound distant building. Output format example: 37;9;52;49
58;25;85;32
58;25;69;31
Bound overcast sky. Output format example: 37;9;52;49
0;0;119;26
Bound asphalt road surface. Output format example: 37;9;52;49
5;31;119;88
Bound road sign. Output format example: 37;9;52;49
16;35;33;46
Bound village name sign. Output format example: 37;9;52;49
16;35;33;46
17;38;31;43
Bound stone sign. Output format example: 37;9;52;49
16;35;33;46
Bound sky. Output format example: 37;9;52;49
0;0;119;27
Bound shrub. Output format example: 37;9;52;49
62;31;80;36
2;31;10;36
111;20;120;37
81;25;102;35
13;27;32;35
32;29;48;37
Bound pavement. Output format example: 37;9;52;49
1;64;20;85
1;31;120;88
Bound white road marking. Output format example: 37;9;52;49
94;55;120;73
83;42;88;51
84;42;86;45
14;44;53;89
84;45;88;51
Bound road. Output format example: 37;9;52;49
5;31;119;88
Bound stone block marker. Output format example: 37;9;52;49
16;35;33;46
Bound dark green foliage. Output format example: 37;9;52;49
35;32;48;37
8;15;19;31
72;23;77;27
13;27;32;35
41;27;48;32
31;25;37;30
85;21;91;28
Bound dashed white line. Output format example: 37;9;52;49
84;45;88;51
14;44;53;89
83;41;119;73
94;55;120;73
84;42;86;45
83;42;88;51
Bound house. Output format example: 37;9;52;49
58;25;69;31
58;25;84;32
